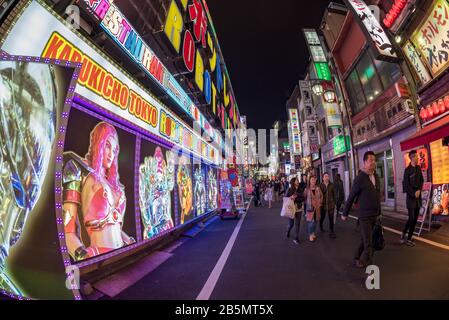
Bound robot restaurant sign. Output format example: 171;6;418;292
81;0;232;143
0;0;218;164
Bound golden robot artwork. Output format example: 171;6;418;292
177;156;193;224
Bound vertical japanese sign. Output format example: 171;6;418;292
303;29;331;80
344;0;398;61
411;0;449;77
288;109;302;155
403;40;433;85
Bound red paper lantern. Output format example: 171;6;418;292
445;95;449;111
420;107;428;121
426;105;434;119
432;101;440;116
438;99;445;114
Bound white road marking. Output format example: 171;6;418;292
196;198;253;300
348;215;449;251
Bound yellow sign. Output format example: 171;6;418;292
430;139;449;184
411;0;449;77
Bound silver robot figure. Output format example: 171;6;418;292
0;61;57;295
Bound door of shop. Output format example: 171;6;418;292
376;150;395;207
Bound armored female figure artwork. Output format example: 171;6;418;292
194;167;206;216
177;156;193;224
139;147;175;240
0;61;57;295
63;122;134;261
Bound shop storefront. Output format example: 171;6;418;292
399;0;449;223
356;124;416;212
0;0;239;300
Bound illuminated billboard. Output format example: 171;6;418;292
206;167;218;211
0;1;224;300
193;164;207;216
62;109;137;261
139;143;175;241
288;109;302;155
0;55;79;299
177;155;194;224
0;0;219;165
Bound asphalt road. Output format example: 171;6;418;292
115;201;449;300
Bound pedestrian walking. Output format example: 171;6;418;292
303;175;323;242
266;181;274;208
320;172;337;238
401;150;424;246
341;151;381;268
279;177;286;198
286;177;305;244
254;182;261;207
274;180;280;202
334;173;345;215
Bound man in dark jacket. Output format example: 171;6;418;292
401;150;424;246
320;172;337;238
342;151;381;268
334;174;345;215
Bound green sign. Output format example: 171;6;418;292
333;135;351;156
315;62;332;81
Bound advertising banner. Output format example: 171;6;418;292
193;164;207;217
344;0;398;61
0;56;78;299
62;108;138;261
206;167;218;212
176;155;194;225
411;0;449;77
0;0;219;165
139;139;176;241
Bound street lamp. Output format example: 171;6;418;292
323;90;336;103
311;82;324;96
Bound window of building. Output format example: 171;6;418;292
356;52;383;104
372;53;402;89
344;49;402;115
345;69;366;114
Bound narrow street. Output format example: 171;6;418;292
114;201;449;300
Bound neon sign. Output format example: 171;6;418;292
82;0;222;142
0;1;219;164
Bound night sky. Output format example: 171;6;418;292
206;0;341;130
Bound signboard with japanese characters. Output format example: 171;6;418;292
403;41;433;85
315;62;332;81
344;0;398;61
323;102;343;127
288;109;302;155
411;0;449;77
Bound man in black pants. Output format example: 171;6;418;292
401;150;424;246
320;172;336;238
342;151;381;268
334;174;345;215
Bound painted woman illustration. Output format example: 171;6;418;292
62;122;134;261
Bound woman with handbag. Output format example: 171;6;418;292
286;177;305;244
303;175;323;242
